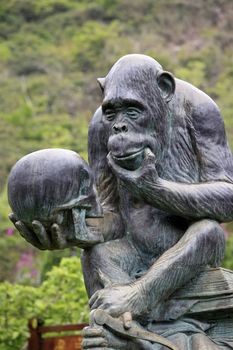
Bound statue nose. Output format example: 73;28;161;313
112;123;128;134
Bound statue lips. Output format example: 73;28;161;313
111;148;144;170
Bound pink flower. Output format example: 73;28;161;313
6;228;14;236
16;252;34;269
30;269;38;278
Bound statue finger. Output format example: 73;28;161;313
83;326;104;337
51;223;66;249
143;148;156;166
90;299;101;311
15;221;43;249
91;300;111;311
8;212;19;225
82;337;107;348
89;291;101;308
122;311;132;329
32;220;51;249
100;304;119;317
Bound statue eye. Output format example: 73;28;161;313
104;109;116;121
125;107;141;119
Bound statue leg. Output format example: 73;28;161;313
145;333;223;350
191;334;226;349
81;237;157;350
81;236;143;297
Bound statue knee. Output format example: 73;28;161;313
197;219;225;267
82;242;112;271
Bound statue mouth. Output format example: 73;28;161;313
111;148;144;170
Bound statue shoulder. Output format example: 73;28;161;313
173;78;225;137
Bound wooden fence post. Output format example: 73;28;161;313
28;318;43;350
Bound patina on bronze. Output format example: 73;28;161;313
8;54;233;349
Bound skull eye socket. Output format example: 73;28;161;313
79;171;92;197
79;178;91;196
80;184;90;196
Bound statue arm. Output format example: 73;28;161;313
108;149;233;222
139;101;233;222
136;219;225;312
140;177;233;222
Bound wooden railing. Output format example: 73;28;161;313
28;319;88;350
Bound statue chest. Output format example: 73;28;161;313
120;199;186;258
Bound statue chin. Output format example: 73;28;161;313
112;148;144;170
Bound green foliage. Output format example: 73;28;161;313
0;186;11;231
0;43;11;63
175;60;206;89
73;20;130;73
223;223;233;270
223;237;233;271
0;257;88;350
0;282;37;350
38;257;89;324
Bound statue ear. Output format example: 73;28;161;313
157;71;175;102
97;77;105;93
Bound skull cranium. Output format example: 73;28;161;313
8;148;103;243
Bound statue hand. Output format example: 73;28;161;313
82;325;129;350
107;148;158;191
82;311;146;350
9;213;67;250
89;283;146;320
9;211;100;250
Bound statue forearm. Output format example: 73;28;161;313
136;220;225;310
140;178;233;222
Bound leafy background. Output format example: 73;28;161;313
0;0;233;349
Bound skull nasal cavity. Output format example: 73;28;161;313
112;123;128;134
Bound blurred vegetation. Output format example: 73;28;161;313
0;257;88;350
0;1;233;347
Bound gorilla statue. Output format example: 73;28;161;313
9;54;233;349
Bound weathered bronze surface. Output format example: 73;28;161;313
8;54;233;349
